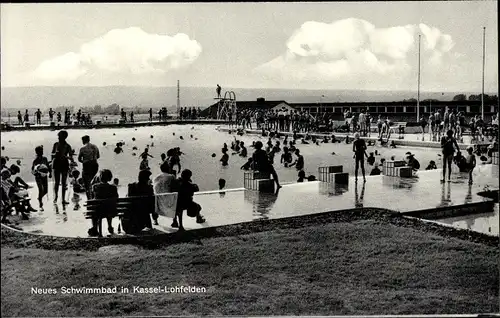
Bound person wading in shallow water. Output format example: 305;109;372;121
251;141;282;190
440;129;460;183
51;130;73;204
78;135;100;200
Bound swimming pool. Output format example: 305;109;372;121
1;124;447;191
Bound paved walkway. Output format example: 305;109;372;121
1;119;228;132
5;164;498;238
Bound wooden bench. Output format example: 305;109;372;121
1;190;34;222
85;195;155;236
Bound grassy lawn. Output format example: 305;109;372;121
1;219;498;316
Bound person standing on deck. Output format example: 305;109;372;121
353;132;368;183
49;108;55;122
17;111;23;126
359;110;366;137
35;109;42;125
51;130;73;204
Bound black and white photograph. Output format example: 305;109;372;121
1;1;498;317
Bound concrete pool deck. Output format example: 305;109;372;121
1;119;229;132
3;164;498;238
217;127;494;150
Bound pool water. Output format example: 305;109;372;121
2;124;449;191
435;203;499;236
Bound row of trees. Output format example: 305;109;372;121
452;94;498;101
1;104;177;117
402;94;498;103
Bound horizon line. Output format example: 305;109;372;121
1;85;497;94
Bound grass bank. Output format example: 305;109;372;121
1;218;498;316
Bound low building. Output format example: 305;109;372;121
200;98;292;118
200;98;498;122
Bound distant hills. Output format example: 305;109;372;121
0;86;488;114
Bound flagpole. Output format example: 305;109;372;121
417;34;421;122
481;26;486;120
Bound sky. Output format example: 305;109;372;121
1;1;498;92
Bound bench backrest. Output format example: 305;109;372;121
86;195;155;215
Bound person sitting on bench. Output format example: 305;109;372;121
1;168;36;220
172;169;206;231
124;170;156;234
8;164;32;190
1;185;14;223
88;169;118;237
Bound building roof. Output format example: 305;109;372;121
207;99;290;110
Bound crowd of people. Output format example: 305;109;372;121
417;109;499;142
12;106;195;126
179;107;203;120
2;115;498;233
16;108;93;126
225;108;326;133
221;106;499;143
0;130;207;235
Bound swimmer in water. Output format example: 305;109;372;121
273;141;281;153
114;143;123;154
167;148;182;173
239;142;248;157
240;157;253;170
218;178;226;190
281;147;293;167
220;149;229;166
367;152;376;166
139;148;154;159
267;148;276;165
297;170;306;182
139;153;150;171
290;149;304;171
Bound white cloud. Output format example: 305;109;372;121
34;52;86;81
255;18;457;90
33;27;202;82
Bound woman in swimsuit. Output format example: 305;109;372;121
51;130;73;204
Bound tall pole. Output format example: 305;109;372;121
481;27;486;120
177;80;180;117
417;34;421;121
